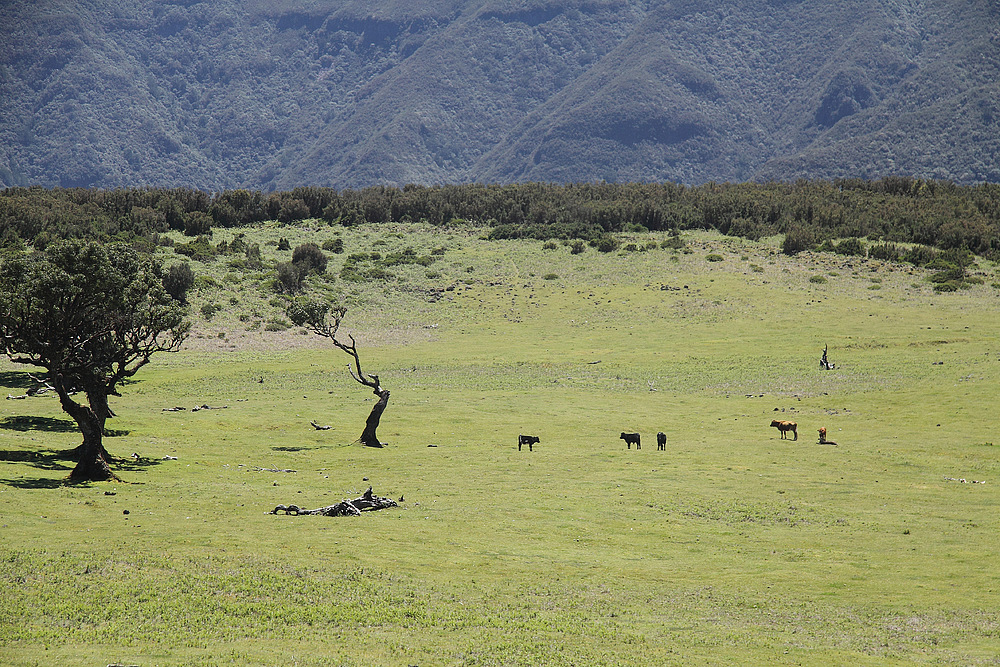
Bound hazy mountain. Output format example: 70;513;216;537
1;0;998;191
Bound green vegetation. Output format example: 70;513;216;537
2;221;999;664
0;240;188;481
3;179;1000;265
2;1;998;189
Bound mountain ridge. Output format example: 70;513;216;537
1;0;998;190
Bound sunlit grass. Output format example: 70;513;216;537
2;225;1000;665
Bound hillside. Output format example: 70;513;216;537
1;0;998;190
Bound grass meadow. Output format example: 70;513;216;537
2;224;1000;666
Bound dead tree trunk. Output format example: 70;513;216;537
288;303;391;448
820;344;835;370
271;487;398;516
360;388;390;448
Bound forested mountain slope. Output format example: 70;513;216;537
1;0;998;190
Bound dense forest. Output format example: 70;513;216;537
2;0;998;190
3;180;999;267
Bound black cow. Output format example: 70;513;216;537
518;434;540;451
620;432;640;449
657;432;666;450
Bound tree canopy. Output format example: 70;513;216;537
0;240;189;481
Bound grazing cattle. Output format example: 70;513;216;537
657;432;666;450
818;427;838;445
770;419;797;440
518;434;539;451
620;432;640;449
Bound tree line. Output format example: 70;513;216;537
2;178;1000;258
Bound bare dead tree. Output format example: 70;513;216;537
270;487;399;516
820;344;835;370
288;301;390;447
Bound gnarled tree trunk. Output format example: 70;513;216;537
54;378;117;482
360;389;390;447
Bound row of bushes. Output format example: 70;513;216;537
3;178;1000;257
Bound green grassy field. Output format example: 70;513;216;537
2;225;1000;666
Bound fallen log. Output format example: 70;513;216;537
310;420;331;430
270;487;398;517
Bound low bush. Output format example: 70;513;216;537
592;236;619;253
868;242;901;262
163;263;195;302
276;261;305;293
782;227;816;255
291;242;327;274
174;235;217;262
200;303;223;320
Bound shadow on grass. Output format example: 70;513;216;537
272;445;314;452
0;448;75;488
0;415;77;433
0;448;74;471
0;446;161;488
0;370;38;390
0;475;71;489
0;416;130;437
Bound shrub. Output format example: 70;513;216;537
809;275;828;284
228;234;247;255
592;235;619;253
0;227;25;251
275;261;305;293
868;242;901;262
163;263;195;302
322;238;344;254
277;198;310;224
782;227;815;255
201;303;223;320
833;237;865;256
902;245;937;266
174;235;217;262
706;253;724;262
245;243;263;269
291;242;327;274
543;241;558;250
194;275;218;291
543;273;559;280
383;247;434;267
183;211;213;237
726;217;766;241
